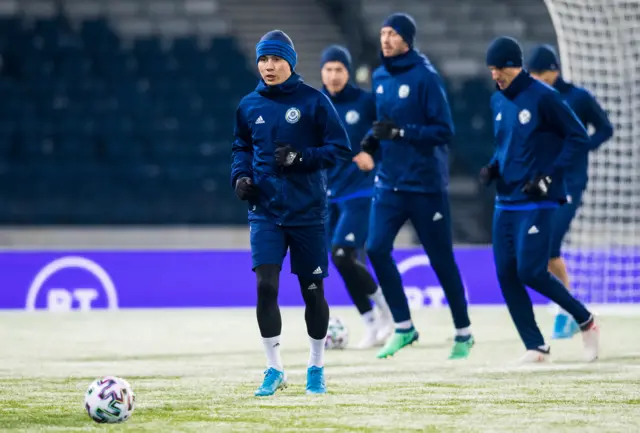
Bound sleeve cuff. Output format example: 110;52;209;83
402;124;418;141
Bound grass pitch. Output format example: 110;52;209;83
0;306;639;432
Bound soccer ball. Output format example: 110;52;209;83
325;316;349;349
84;376;135;423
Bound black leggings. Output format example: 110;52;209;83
255;264;329;339
331;246;377;315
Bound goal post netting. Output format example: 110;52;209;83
543;0;640;306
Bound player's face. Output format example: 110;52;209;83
380;27;409;58
489;66;521;90
258;55;291;86
321;61;349;94
531;70;559;86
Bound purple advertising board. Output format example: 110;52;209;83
0;248;637;311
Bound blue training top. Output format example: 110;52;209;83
322;83;377;203
489;71;591;211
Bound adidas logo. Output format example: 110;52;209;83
376;84;383;94
308;283;318;290
345;233;355;242
528;225;539;235
335;248;345;257
432;212;443;221
255;116;265;124
312;267;322;275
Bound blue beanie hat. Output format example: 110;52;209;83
382;13;416;48
527;44;560;72
256;30;297;71
320;45;352;72
486;36;523;68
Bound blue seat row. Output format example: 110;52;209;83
0;16;254;224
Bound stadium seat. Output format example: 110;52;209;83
0;13;256;224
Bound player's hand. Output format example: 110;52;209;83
353;152;375;172
235;177;259;201
479;163;500;186
360;135;380;155
522;175;552;197
372;119;404;140
274;144;303;167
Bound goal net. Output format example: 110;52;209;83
543;0;640;306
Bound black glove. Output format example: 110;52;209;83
479;163;500;186
235;177;259;201
274;144;303;167
360;135;379;156
522;175;552;197
372;119;403;140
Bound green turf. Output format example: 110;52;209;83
0;307;638;432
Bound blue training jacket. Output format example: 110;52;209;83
489;71;591;209
553;76;613;190
230;73;352;226
370;49;454;193
321;83;377;202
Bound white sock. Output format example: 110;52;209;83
395;320;413;330
369;287;391;318
455;327;471;337
308;336;325;368
262;336;283;372
361;310;376;326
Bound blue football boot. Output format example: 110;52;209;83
305;366;326;395
254;367;287;397
551;313;580;339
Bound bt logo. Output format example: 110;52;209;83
46;288;101;312
25;256;119;311
396;254;470;310
404;285;453;311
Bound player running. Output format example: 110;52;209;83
231;30;351;396
481;36;600;362
527;45;614;340
353;13;474;360
320;44;394;349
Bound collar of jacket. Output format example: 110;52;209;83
322;82;360;103
256;72;303;96
500;70;535;100
553;75;572;93
380;49;423;74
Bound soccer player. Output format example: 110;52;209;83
320;45;394;349
527;45;614;340
231;30;351;396
353;13;474;360
482;36;600;362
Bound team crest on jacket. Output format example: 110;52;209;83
518;109;531;124
345;110;360;125
285;107;301;124
398;84;410;98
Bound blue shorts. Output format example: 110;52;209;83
549;187;584;259
327;197;371;249
250;221;329;279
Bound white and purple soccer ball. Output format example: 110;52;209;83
325;316;349;350
84;376;135;423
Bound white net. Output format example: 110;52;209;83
544;0;640;304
